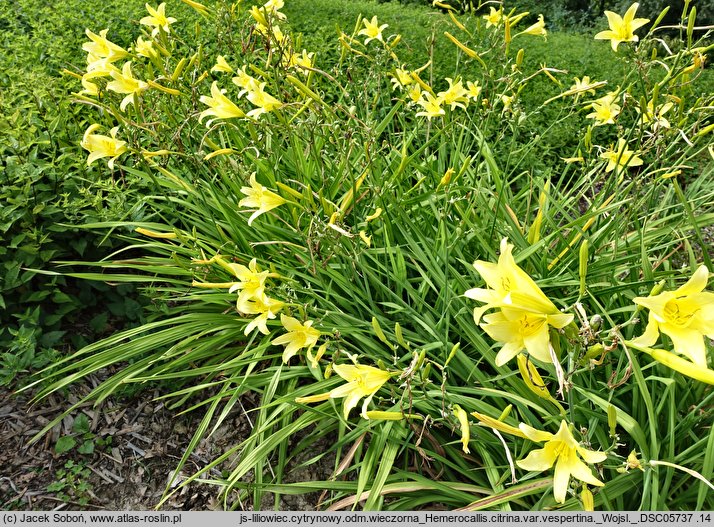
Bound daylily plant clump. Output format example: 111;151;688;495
38;0;714;512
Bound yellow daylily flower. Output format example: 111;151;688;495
415;91;445;119
272;314;321;363
106;62;149;111
198;81;246;125
295;362;392;419
632;265;714;366
80;124;128;169
437;77;469;110
85;58;120;78
407;84;422;104
587;92;620;126
232;68;262;96
140;3;177;36
466;80;481;100
594;2;649;52
569;76;599;96
134;36;158;59
239;173;287;226
483;6;503;28
79;77;99;96
517;421;607;504
284;50;314;72
516;15;547;40
262;0;287;20
238;295;285;336
358;15;388;45
600;138;643;173
464;238;573;322
83;29;128;65
391;67;413;90
637;99;673;130
226;257;276;305
245;82;282;119
211;55;234;73
481;307;573;366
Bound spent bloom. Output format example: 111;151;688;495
81;124;127;169
272;314;321;363
238;172;287;226
295;362;392;419
199;81;246;125
517;421;607;504
600;138;643;172
106;62;149;111
632;265;714;366
358;15;388;44
594;2;649;52
140;3;177;36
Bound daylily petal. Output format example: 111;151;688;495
676;265;709;296
660;324;707;366
552;453;573;503
519;423;553;443
565;455;605;487
517;444;557;472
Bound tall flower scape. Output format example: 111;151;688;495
34;0;714;511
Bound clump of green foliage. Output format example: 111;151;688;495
18;0;714;512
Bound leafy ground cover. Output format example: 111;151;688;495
2;0;714;512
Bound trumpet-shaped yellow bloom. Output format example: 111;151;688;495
272;314;321;363
437;77;469;110
600;138;643;172
587;92;620;126
106;62;149;111
239;295;285;336
483;6;503;28
481;308;572;365
199;81;246;125
245;82;282;119
226;257;273;302
263;0;287;20
594;2;649;52
232;68;262;97
466;80;481;100
407;84;422;104
465;238;571;322
284;50;314;72
632;265;714;366
83;29;128;65
85;58;120;78
391;68;413;90
517;421;607;504
134;36;158;59
516;15;547;40
637;99;673;129
140;3;177;36
296;362;392;419
416;92;445;119
81;124;128;169
238;173;287;226
358;16;388;44
211;55;234;73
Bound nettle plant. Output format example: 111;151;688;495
27;0;714;511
